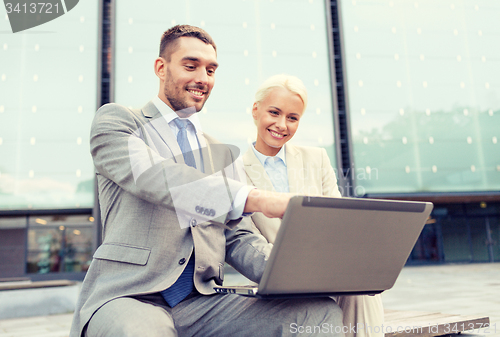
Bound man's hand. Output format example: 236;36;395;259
244;189;292;219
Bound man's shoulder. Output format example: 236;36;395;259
91;102;156;137
202;133;221;145
96;102;145;119
203;134;242;161
92;102;157;129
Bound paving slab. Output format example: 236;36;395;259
382;263;500;337
0;263;498;337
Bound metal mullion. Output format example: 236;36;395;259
329;0;355;197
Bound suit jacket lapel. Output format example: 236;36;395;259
286;144;305;194
242;147;276;192
141;101;184;164
199;134;215;174
243;146;282;243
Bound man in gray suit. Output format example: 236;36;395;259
71;25;344;337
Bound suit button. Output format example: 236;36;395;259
195;206;201;213
179;258;186;265
209;209;215;216
190;218;197;227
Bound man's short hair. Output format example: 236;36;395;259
254;74;308;114
159;25;217;61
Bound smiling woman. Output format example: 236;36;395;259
243;74;385;337
251;74;308;158
245;73;338;240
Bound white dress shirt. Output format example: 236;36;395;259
251;143;289;193
152;96;250;219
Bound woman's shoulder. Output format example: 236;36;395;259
286;143;326;155
286;144;331;167
242;146;256;163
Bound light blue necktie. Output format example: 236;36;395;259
172;118;197;169
161;118;197;307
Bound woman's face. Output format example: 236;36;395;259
252;87;304;156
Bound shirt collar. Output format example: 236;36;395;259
251;142;287;167
152;96;203;133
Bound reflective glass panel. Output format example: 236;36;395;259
339;0;500;194
0;1;98;209
114;0;338;169
409;223;440;262
27;227;63;273
441;217;471;262
27;214;93;274
490;217;500;261
469;218;488;261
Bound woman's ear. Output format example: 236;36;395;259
252;102;258;120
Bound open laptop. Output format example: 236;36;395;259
214;196;433;299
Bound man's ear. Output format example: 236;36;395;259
154;57;166;80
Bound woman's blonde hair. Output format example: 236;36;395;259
254;74;308;114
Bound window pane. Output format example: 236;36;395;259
27;227;63;274
114;0;338;169
0;216;27;229
488;216;499;261
0;1;98;209
469;218;488;262
339;0;500;194
441;217;471;262
27;215;93;274
409;223;440;262
64;226;92;272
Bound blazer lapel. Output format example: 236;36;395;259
242;147;275;192
286;144;305;194
243;147;282;243
141;101;184;164
199;134;215;174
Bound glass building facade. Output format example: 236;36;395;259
0;1;98;210
0;0;499;280
114;0;338;163
0;1;98;279
339;0;500;194
336;0;500;264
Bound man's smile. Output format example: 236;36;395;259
187;88;206;99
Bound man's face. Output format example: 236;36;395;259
160;37;218;113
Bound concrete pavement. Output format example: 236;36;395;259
0;263;498;337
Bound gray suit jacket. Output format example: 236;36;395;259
243;144;342;243
70;102;272;337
